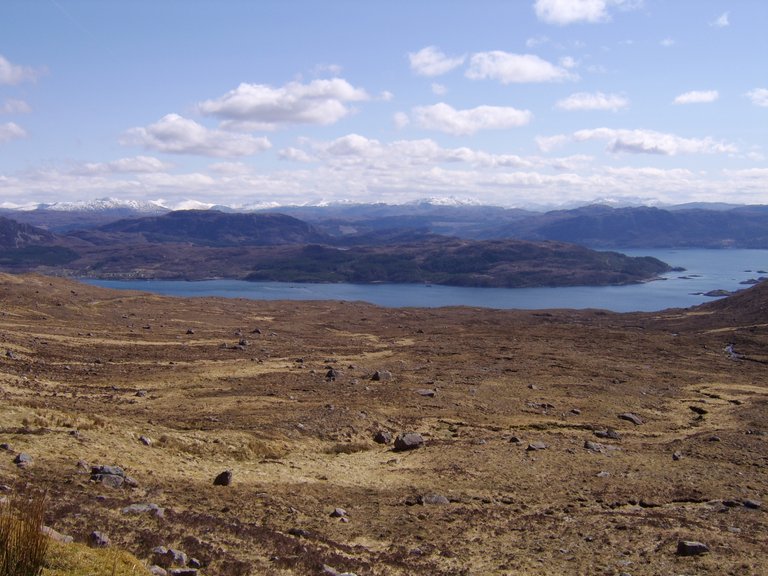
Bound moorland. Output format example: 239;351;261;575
1;272;766;575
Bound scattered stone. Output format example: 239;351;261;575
722;499;742;508
13;452;32;467
415;388;436;397
188;558;202;569
326;368;339;380
5;350;18;359
596;471;610;478
213;470;233;486
122;503;165;518
0;443;12;451
135;390;148;397
371;370;392;381
583;440;604;453
89;530;110;548
42;525;74;543
672;451;683;461
676;540;709;556
288;527;312;538
322;565;358;576
509;436;523;445
526;441;548;451
708;435;721;442
743;499;762;510
594;428;621;440
149;567;168;576
330;507;347;518
373;430;392;444
419;493;450;505
185;329;195;335
570;408;582;415
90;465;136;488
139;435;153;446
169;570;197;576
689;405;708;415
618;412;643;425
393;432;424;452
527;384;538;390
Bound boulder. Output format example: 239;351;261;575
618;412;643;425
371;370;392;381
676;540;709;556
89;531;110;548
213;470;233;486
394;433;424;452
373;430;392;444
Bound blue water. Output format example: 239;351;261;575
80;248;768;313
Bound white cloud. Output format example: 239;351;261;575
0;122;26;143
746;88;768;107
559;56;579;69
208;161;252;175
393;112;410;129
711;11;729;28
533;0;641;25
0;55;43;85
74;156;171;175
279;147;315;163
197;78;369;130
122;114;272;157
673;90;719;104
556;91;629;111
526;35;550;48
660;37;675;47
1;99;31;114
408;46;466;77
466;51;576;83
412;102;532;135
572;127;737;155
431;82;447;96
536;134;570;153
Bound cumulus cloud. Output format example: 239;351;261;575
746;88;768;107
408;46;466;77
556;91;629;111
393;112;410;129
572;127;737;155
711;11;729;27
673;90;719;104
73;156;171;175
122;114;272;157
660;38;675;47
412;102;532;135
431;82;447;96
0;55;43;85
466;51;576;83
197;78;369;130
1;99;31;114
0;122;26;143
533;0;641;25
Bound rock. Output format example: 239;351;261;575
570;408;582;415
676;540;709;556
149;566;168;576
415;388;436;397
169;570;197;576
371;370;392;381
89;531;110;548
508;436;523;444
322;565;358;576
213;470;233;486
689;405;708;415
672;451;683;461
188;558;202;569
618;412;643;425
330;507;347;518
594;428;621;440
135;390;148;397
139;435;153;446
5;350;18;359
14;452;32;467
165;549;188;567
526;441;548;451
583;440;604;453
42;525;74;543
0;443;12;451
708;435;721;442
122;503;165;518
326;368;339;380
288;527;312;538
419;493;450;505
186;329;195;335
393;432;424;452
373;430;392;444
743;499;762;510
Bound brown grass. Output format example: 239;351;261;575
0;493;48;576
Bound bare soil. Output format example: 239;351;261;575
1;273;766;575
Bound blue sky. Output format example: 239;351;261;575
1;0;766;209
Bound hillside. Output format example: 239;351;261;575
0;212;672;287
0;274;765;575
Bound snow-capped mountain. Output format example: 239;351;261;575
36;197;168;213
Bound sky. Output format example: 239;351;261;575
1;0;767;210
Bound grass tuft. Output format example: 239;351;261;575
0;493;49;576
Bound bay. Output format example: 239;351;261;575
80;248;768;312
